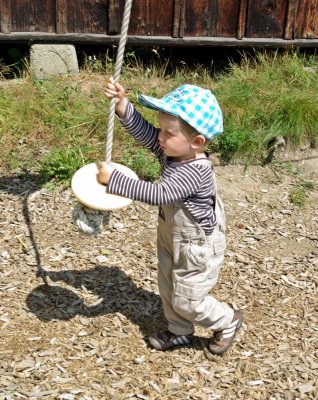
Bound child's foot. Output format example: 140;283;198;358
149;330;194;351
208;310;243;356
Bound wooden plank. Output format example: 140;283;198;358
55;0;67;34
129;0;174;36
184;0;210;36
173;0;185;37
10;0;55;32
294;0;318;39
1;32;318;47
245;0;287;38
184;0;240;37
209;0;218;36
108;0;124;34
216;0;240;37
284;0;299;39
67;0;107;34
179;0;185;37
237;0;248;39
173;0;180;37
0;0;11;33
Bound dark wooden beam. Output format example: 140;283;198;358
1;32;318;47
237;0;248;39
179;0;185;38
294;0;318;39
55;0;67;34
0;0;11;33
284;0;299;39
173;0;185;38
209;0;218;37
108;0;123;35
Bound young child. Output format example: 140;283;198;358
98;78;243;356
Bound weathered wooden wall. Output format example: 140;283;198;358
0;0;318;46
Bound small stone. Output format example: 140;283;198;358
298;383;315;393
113;222;125;230
96;255;107;263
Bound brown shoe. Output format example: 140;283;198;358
208;310;243;356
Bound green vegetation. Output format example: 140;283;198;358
0;50;317;186
39;145;93;189
272;162;316;206
215;52;318;162
288;181;315;207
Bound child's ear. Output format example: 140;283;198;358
191;135;206;148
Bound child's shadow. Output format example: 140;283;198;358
26;265;164;338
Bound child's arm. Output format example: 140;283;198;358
98;162;205;205
119;103;162;156
105;78;161;157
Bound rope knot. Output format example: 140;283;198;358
72;204;110;235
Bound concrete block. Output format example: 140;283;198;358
30;44;79;79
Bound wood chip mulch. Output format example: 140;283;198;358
0;162;317;400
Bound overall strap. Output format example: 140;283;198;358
191;158;226;231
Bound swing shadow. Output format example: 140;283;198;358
1;172;210;351
26;264;165;337
0;171;165;338
26;266;213;352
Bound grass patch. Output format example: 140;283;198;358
121;147;160;181
215;51;318;163
273;162;315;206
39;145;95;188
288;180;315;207
0;50;317;186
289;187;306;206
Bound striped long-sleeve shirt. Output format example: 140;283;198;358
108;102;217;235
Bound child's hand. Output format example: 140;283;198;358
105;77;128;118
97;162;116;185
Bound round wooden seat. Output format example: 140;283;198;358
71;162;138;211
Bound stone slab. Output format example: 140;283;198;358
30;44;79;79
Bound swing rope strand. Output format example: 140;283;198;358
105;0;133;164
72;0;132;236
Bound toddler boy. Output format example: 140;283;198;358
98;79;243;355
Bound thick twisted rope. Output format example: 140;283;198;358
73;0;133;235
106;0;133;163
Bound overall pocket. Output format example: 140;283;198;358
185;237;212;269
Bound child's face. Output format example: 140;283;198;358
158;113;200;161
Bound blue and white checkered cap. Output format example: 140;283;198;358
138;84;223;140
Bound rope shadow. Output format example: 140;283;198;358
0;172;48;283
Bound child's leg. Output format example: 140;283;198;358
157;225;194;336
171;222;243;352
148;223;195;350
171;225;234;331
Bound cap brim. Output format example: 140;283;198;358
138;94;179;116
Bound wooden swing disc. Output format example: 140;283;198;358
71;162;138;211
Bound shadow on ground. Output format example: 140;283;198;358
26;265;164;338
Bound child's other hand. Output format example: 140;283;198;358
105;77;128;118
97;162;116;185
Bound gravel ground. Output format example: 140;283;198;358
0;161;317;400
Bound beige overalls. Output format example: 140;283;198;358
157;160;234;336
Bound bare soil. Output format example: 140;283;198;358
0;160;317;400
